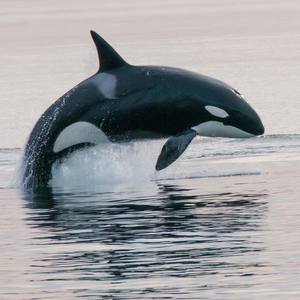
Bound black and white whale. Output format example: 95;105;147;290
22;31;264;188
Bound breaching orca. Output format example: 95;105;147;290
22;31;264;188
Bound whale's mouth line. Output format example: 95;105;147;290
220;122;264;137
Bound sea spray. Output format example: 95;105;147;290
50;140;164;190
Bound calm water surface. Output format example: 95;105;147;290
1;0;300;299
1;137;300;299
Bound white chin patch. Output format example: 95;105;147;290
53;121;109;153
205;105;229;118
192;121;254;138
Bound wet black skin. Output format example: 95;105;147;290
96;65;264;138
22;32;264;189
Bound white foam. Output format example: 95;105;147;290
50;141;164;191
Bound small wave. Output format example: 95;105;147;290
157;171;261;182
2;133;299;190
188;134;300;160
0;147;22;153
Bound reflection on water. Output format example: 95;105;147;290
20;182;268;299
1;134;300;299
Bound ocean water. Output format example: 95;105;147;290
1;0;300;299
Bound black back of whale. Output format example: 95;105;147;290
22;31;264;189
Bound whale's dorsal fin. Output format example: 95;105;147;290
90;30;127;73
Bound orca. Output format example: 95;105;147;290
22;31;264;188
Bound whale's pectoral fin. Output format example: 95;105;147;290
155;129;197;171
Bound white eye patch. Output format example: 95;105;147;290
205;105;229;118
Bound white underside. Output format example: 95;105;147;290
53;119;253;154
192;121;253;138
53;121;109;153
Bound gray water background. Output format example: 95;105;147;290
0;0;300;299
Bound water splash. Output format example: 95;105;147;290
50;141;164;190
15;134;300;191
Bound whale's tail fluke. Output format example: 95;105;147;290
90;30;128;73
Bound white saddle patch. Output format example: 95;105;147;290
94;73;117;99
53;121;109;153
192;121;253;138
205;105;229;118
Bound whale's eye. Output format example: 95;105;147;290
205;105;229;118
